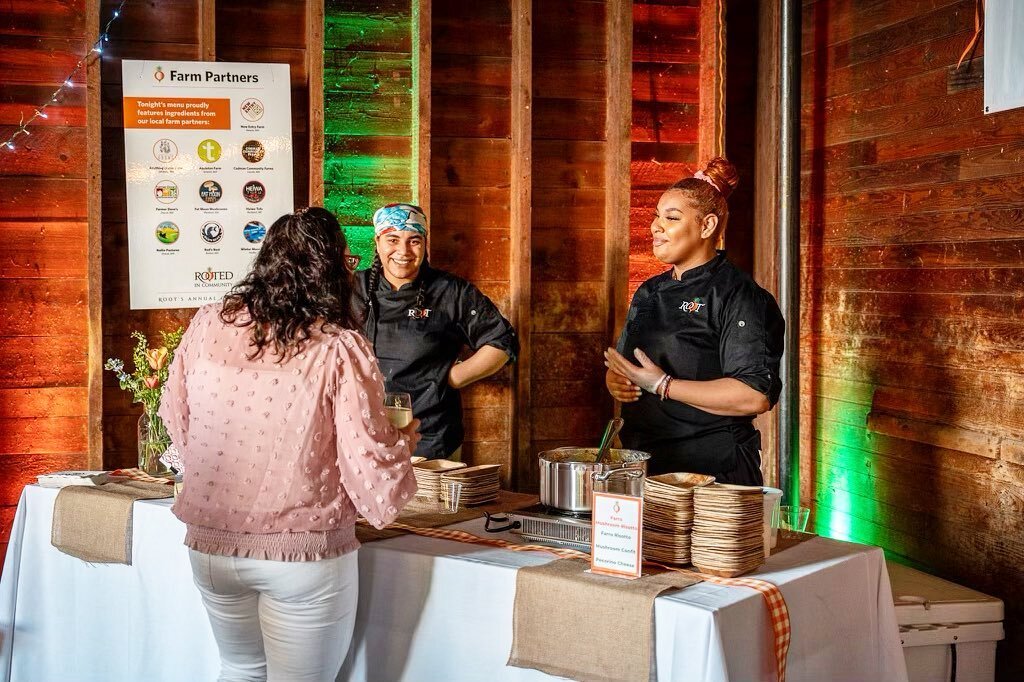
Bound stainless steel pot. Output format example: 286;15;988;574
538;447;651;513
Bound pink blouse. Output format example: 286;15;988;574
159;303;417;560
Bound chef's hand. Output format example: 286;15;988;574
606;368;642;403
603;347;667;394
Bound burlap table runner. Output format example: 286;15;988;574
508;558;703;682
51;480;174;564
356;490;537;543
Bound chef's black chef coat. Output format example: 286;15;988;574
354;264;518;459
617;252;784;484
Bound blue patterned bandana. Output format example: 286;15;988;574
372;203;428;237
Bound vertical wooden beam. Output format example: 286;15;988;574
605;0;632;349
510;0;532;491
199;0;216;62
87;0;103;469
753;0;781;487
413;0;431;217
698;0;726;163
307;0;325;206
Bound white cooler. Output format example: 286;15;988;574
887;561;1005;682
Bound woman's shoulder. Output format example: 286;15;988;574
187;302;225;332
318;326;373;354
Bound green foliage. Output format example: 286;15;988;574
104;327;185;415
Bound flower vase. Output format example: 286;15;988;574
138;410;171;475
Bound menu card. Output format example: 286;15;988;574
590;492;644;579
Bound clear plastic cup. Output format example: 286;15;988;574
761;487;783;556
776;505;811;532
441;480;463;514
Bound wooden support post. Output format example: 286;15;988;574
307;0;325;206
605;0;632;348
754;0;781;487
510;0;532;491
87;0;103;469
199;0;216;62
698;0;726;162
413;0;431;217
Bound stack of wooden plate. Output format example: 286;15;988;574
412;459;466;500
691;484;766;577
642;472;715;565
441;464;502;506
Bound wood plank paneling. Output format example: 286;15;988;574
0;0;93;564
628;1;703;297
802;0;1024;676
429;0;514;484
527;0;614;487
324;0;414;263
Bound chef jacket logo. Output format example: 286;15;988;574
679;298;706;313
408;308;432;319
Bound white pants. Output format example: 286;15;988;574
188;549;359;682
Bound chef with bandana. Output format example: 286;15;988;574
604;158;785;485
353;203;518;460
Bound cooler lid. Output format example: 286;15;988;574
887;561;1004;625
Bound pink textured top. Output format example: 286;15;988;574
159;303;417;561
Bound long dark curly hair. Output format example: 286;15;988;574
220;207;359;361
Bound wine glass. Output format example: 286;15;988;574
384;392;413;428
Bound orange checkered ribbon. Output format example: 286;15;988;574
108;468;175;485
697;573;791;682
385;521;791;681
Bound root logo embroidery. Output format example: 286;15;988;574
679;298;706;313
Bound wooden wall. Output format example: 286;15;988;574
429;0;516;475
323;0;415;265
0;0;93;568
528;0;613;480
801;0;1024;676
100;0;314;469
629;0;701;296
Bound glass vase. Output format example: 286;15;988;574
138;410;171;476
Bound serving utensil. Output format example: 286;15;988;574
593;418;624;465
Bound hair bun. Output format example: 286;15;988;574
702;157;739;199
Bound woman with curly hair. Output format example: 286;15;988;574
354;203;518;460
159;206;419;682
604;158;785;486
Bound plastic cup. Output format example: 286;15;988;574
761;487;783;556
776;505;811;532
441;480;463;514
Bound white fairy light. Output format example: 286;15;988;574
2;1;127;153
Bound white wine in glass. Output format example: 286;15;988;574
384;392;413;428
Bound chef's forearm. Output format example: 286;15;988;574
665;377;770;416
448;345;510;389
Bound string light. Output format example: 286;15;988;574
1;0;127;152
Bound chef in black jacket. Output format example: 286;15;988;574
604;158;784;485
354;203;518;460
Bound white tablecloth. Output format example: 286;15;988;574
1;485;908;681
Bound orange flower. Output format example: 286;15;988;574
144;375;160;389
145;347;169;371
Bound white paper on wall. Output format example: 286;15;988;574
121;60;294;309
984;0;1024;115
